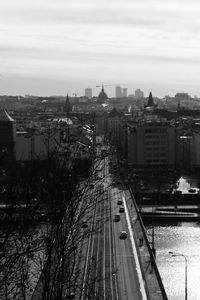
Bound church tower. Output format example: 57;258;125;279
147;91;155;107
65;94;72;116
97;87;108;104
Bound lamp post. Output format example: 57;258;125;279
169;251;188;300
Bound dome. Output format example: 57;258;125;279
97;87;108;104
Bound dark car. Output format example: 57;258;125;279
113;214;120;222
117;200;123;205
119;231;127;239
119;206;125;213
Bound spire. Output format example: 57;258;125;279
65;93;72;116
147;91;154;107
97;87;108;104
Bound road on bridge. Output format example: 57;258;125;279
76;152;147;300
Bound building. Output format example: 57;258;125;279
65;94;72;116
108;108;121;145
97;87;108;104
122;88;128;98
135;89;144;99
16;130;47;161
115;86;122;98
85;88;92;99
179;132;200;174
175;93;190;101
146;92;155;107
0;110;16;169
16;119;94;164
116;86;127;98
95;112;108;135
119;120;180;175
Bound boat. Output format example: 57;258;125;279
188;188;196;193
174;190;182;194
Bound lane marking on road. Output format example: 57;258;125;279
122;195;148;300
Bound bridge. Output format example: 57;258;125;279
31;153;168;299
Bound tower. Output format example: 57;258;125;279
65;94;72;116
116;86;122;98
85;88;92;99
97;87;108;104
147;92;154;107
122;88;128;98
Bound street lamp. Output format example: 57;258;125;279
169;251;188;300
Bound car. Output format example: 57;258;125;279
119;231;127;239
113;214;120;222
119;206;125;213
117;200;123;205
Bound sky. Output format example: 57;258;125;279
1;0;200;98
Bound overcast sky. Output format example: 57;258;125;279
1;0;200;97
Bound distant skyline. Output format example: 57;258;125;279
1;0;200;98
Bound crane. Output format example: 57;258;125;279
96;84;116;89
96;84;126;89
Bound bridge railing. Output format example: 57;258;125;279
129;186;168;300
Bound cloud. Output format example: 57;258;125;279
1;0;200;96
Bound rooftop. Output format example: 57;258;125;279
0;109;14;122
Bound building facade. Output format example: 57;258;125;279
135;89;144;99
115;86;122;98
85;88;92;99
0;110;16;169
120;120;180;175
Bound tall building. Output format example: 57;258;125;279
116;86;127;98
135;89;144;99
122;88;128;98
115;86;122;98
85;88;92;99
65;94;72;116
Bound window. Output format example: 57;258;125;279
160;153;167;157
146;153;153;157
160;159;167;163
145;129;152;133
146;159;152;163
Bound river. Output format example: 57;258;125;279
145;222;200;300
144;176;200;300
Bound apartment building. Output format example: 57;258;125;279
119;120;180;175
180;132;200;174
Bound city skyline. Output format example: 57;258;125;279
1;0;200;97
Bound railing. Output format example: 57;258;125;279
129;186;168;300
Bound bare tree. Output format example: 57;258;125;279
0;119;109;299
